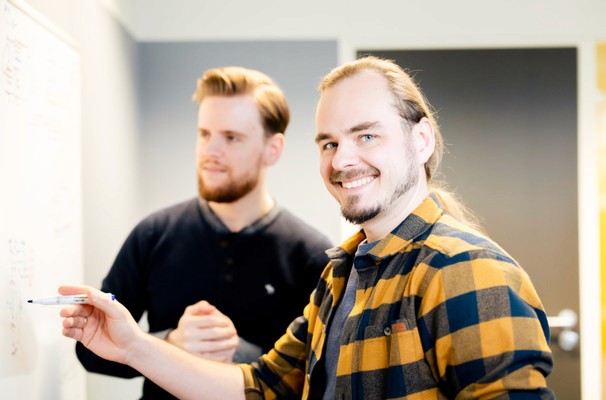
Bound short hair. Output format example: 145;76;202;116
319;56;442;182
193;66;290;137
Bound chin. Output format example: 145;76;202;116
341;206;381;225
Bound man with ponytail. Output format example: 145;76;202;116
60;56;554;399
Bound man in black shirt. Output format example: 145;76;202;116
75;66;332;399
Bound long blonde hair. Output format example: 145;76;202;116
319;56;482;230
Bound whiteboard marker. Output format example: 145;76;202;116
27;293;115;305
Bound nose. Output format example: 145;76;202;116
197;133;223;157
331;141;359;171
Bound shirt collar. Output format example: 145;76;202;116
197;197;281;235
328;193;444;262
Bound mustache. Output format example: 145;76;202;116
329;167;379;184
198;158;227;169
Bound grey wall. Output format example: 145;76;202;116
362;48;578;298
363;48;579;398
137;41;340;243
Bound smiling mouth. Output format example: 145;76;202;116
341;176;375;189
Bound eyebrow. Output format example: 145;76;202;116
198;128;247;137
315;121;382;143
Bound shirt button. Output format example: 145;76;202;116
224;273;233;282
307;373;311;382
226;257;234;266
219;240;229;248
384;326;392;336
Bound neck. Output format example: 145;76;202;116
361;178;429;243
207;184;275;232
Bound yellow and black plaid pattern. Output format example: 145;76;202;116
240;194;554;399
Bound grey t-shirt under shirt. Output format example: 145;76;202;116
323;239;376;399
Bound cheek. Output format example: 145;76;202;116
195;139;204;155
318;156;332;181
195;146;202;164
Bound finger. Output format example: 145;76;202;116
200;325;237;341
62;315;89;329
176;315;227;335
59;285;114;305
198;349;234;362
59;285;124;318
59;284;90;296
62;326;83;341
61;315;88;342
177;324;236;344
209;307;229;318
185;300;216;315
192;334;239;352
59;304;92;318
188;314;233;329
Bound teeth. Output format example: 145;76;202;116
342;177;374;189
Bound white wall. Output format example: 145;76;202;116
78;2;143;398
112;0;606;59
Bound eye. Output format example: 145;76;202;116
360;134;375;142
322;142;337;151
198;130;210;139
225;132;244;143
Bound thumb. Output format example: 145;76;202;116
59;285;122;316
188;300;217;316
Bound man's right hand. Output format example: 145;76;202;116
60;286;246;399
60;285;143;365
167;300;239;363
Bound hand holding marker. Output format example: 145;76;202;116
28;293;115;305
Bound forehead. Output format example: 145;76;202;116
316;71;398;133
198;94;262;127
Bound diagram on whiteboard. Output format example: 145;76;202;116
1;1;84;398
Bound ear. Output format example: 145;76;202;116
411;117;435;164
263;133;285;166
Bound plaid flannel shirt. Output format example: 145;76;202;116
240;194;554;399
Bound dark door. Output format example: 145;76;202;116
359;48;579;399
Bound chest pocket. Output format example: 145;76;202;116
355;319;438;399
389;319;423;365
362;319;422;365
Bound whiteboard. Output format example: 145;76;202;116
0;0;84;398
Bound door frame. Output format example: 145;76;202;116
577;41;601;399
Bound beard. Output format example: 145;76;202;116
340;173;418;225
197;159;261;203
336;145;419;225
